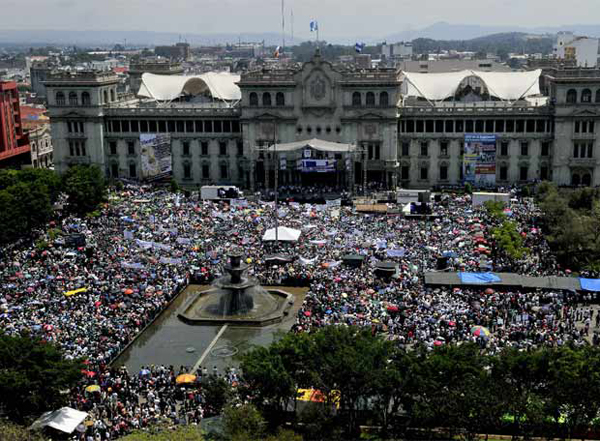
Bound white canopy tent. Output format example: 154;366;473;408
262;226;301;242
402;69;542;102
138;72;241;103
267;138;356;153
30;407;89;434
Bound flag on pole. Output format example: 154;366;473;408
310;20;318;32
355;42;365;53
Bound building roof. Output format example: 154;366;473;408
401;69;542;101
267;138;356;153
137;72;241;102
398;59;511;73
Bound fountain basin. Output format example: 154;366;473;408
178;288;294;326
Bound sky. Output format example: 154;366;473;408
4;0;600;40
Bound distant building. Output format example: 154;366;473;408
397;59;511;73
553;32;599;67
29;62;52;99
354;54;372;69
381;42;413;60
155;43;191;61
21;106;53;168
0;81;30;167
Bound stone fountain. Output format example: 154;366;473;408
178;251;293;326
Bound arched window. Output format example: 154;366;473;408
352;92;362;106
56;91;65;105
366;92;375;106
566;89;577;104
262;93;272;106
110;89;116;102
249;92;258;106
582;89;592;103
572;173;581;186
81;91;91;106
380;91;389;106
275;92;285;106
582;173;592;187
103;90;108;104
596;90;600;103
68;92;78;106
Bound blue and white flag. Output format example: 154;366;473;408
310;20;318;32
355;42;365;53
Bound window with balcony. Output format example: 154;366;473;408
129;162;137;178
582;89;592;103
109;141;117;155
520;165;528;181
182;141;190;156
202;164;210;179
520;141;529;156
420;141;428;156
201;142;208;156
262;93;272;106
127;141;135;155
249;92;258;106
352;92;361;106
439;165;448;180
573;142;594;158
566;89;577;104
401;165;410;180
219;142;227;156
276;92;285;106
366;92;375;106
220;164;228;179
500;141;509;156
380;91;389;106
500;165;508;181
68;92;78;106
541;141;550;156
56;92;65;105
183;162;192;179
420;166;428;180
81;92;91;106
440;141;448;156
401;142;409;156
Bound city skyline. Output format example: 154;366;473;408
4;0;600;41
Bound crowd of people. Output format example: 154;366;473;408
0;184;597;438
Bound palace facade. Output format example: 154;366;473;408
44;52;600;190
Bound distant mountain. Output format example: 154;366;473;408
410;32;554;56
0;29;297;47
384;21;600;43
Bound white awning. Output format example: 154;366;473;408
268;138;356;153
262;226;301;242
138;72;241;102
30;407;89;434
402;69;542;101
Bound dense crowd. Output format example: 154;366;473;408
0;185;596;439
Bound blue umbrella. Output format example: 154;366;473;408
326;309;333;315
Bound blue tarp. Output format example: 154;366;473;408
580;278;600;292
459;272;502;284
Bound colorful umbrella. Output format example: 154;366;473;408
471;326;490;338
85;385;101;393
176;373;197;384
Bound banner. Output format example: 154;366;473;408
298;159;336;173
463;134;496;186
140;134;172;181
326;199;342;208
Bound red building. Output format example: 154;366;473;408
0;81;30;167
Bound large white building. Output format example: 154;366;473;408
44;52;600;190
553;32;599;68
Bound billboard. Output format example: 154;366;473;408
140;134;172;181
463;134;496;186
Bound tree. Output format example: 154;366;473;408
62;165;106;215
201;374;233;417
0;421;45;441
222;404;266;441
0;333;83;423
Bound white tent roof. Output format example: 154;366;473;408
262;226;301;242
30;407;89;434
268;138;356;153
402;69;542;101
138;72;241;102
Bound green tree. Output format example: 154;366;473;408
62;165;106;215
0;333;83;423
201;374;234;417
0;421;45;440
222;403;266;441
